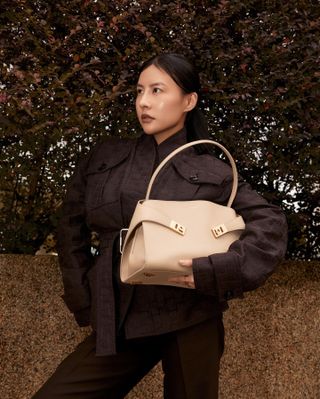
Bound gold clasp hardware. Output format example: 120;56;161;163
170;220;186;236
212;224;227;238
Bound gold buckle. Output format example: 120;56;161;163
170;220;186;236
212;224;227;238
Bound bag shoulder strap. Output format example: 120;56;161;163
145;139;238;208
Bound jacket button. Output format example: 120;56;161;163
189;174;199;182
98;163;107;171
224;290;234;300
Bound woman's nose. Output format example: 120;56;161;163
138;92;151;108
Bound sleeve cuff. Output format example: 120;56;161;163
61;284;91;313
193;256;217;296
208;251;244;302
193;252;244;302
73;307;91;327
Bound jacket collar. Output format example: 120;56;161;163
140;127;188;163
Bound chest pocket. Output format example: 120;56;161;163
171;157;230;204
85;156;129;210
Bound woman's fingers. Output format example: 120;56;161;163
178;259;193;267
168;274;195;288
168;259;195;288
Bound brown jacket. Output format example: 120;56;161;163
57;128;287;355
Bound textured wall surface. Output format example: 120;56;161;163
1;255;319;399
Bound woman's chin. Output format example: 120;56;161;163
142;128;157;135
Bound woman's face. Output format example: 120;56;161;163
136;65;197;144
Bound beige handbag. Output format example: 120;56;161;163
120;139;245;287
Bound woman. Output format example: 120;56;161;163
33;53;287;398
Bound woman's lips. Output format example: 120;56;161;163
141;114;155;123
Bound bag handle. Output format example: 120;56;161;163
145;140;238;207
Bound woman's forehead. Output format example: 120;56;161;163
137;65;177;87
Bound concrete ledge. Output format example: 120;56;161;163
1;255;319;398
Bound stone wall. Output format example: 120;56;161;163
1;255;319;399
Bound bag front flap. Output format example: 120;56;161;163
122;199;245;255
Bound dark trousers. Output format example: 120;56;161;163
32;317;224;399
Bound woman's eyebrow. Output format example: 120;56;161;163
136;82;167;88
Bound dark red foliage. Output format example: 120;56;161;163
0;0;319;258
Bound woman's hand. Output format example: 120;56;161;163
168;259;195;289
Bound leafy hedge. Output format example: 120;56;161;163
0;0;319;258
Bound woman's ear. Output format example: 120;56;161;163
184;92;198;112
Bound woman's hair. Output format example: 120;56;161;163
139;53;213;155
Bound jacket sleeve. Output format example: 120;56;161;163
56;152;93;327
192;176;288;301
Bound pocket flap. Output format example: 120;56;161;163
172;156;225;185
85;139;132;175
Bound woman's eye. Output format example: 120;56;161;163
136;88;143;95
153;87;162;94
